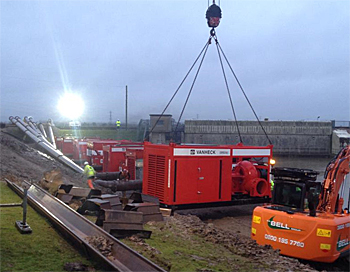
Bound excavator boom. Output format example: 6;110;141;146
317;146;350;213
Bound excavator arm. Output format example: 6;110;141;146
317;146;350;213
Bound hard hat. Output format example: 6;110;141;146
84;162;89;166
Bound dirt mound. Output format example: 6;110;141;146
0;129;85;187
171;214;317;272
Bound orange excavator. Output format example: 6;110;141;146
251;146;350;263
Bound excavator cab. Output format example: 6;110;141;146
271;179;321;214
273;181;305;209
270;167;320;211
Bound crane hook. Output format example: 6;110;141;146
206;1;222;29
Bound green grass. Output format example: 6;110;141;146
57;128;138;141
0;182;100;271
122;221;256;272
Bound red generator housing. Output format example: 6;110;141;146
142;142;273;209
125;146;144;180
87;140;121;170
61;137;74;158
72;139;88;165
72;138;100;165
103;144;144;179
87;139;135;171
103;145;127;173
55;137;64;151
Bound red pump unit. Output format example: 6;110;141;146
72;139;88;164
55;137;64;151
102;143;144;176
231;160;271;198
61;137;74;158
87;140;123;170
72;138;100;165
143;142;273;208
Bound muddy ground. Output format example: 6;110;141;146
0;128;348;272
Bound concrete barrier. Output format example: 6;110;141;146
184;120;333;156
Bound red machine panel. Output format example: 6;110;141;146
61;137;74;158
72;138;100;165
102;146;127;172
87;140;121;169
73;139;88;163
143;142;273;207
174;158;200;204
102;143;144;173
55;137;63;151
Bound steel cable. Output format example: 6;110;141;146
173;40;211;136
146;38;211;140
213;34;243;143
216;42;272;145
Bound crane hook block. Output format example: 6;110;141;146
206;3;222;28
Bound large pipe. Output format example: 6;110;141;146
95;172;121;180
28;116;38;130
38;123;48;138
24;116;38;133
47;119;56;149
14;116;49;145
16;117;53;148
94;179;142;191
9;116;83;173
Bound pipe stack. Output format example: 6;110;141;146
9;116;83;174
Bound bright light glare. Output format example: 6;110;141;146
57;93;84;119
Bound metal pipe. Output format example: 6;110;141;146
22;188;28;225
28;116;38;130
0;203;22;207
94;179;142;191
24;116;37;131
96;172;121;180
9;116;83;173
14;117;54;148
38;123;48;138
47;119;56;149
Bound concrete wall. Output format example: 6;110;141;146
149;114;173;144
184;120;333;156
332;129;350;154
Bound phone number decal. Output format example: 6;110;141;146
264;234;305;248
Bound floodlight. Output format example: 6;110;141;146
57;93;84;119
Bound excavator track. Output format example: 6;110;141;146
5;179;165;272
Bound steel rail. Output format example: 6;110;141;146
5;179;165;272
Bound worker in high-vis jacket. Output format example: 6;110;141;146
83;161;96;189
116;119;121;129
270;179;274;191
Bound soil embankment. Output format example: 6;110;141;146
0;129;85;187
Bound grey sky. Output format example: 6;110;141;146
1;0;349;124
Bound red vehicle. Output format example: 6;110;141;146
142;142;273;209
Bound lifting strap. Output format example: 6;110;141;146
147;11;272;145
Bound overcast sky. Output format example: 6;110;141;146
1;0;349;124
